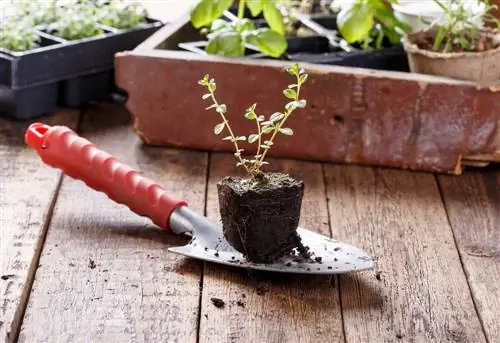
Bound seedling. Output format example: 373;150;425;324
0;21;40;52
198;63;308;177
190;0;288;57
13;0;61;26
422;0;500;53
331;0;412;50
48;3;104;40
198;63;311;263
98;1;148;30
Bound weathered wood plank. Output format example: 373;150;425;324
0;110;80;342
0;110;79;340
438;169;500;342
17;104;207;343
324;165;487;342
199;153;344;343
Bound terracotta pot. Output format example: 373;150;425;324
402;27;500;83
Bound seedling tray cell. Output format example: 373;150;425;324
59;70;113;107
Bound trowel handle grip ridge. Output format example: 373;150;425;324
25;123;188;231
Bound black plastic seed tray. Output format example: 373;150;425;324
0;17;164;120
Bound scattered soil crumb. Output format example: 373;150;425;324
1;275;14;280
131;284;139;288
375;271;382;281
396;334;404;339
214;251;219;257
88;259;96;269
210;297;225;308
69;262;75;267
204;314;208;319
315;256;322;263
242;293;246;298
237;300;246;308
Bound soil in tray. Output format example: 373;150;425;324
217;172;310;264
413;29;500;52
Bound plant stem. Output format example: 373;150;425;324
209;93;249;172
257;73;302;165
238;0;246;19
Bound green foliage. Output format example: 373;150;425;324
48;3;105;40
98;1;148;29
198;63;308;176
190;0;288;58
423;0;500;53
13;0;61;26
332;0;412;50
0;21;40;52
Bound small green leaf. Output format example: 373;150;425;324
262;126;274;134
262;0;286;35
246;28;287;58
216;104;227;113
297;99;307;108
236;136;247;141
190;0;233;29
245;111;257;120
214;122;225;135
246;0;263;16
205;104;217;110
223;136;232;141
270;112;284;122
285;101;298;112
299;74;308;84
238;18;256;32
337;2;374;44
208;81;216;92
257;115;265;122
279;127;293;135
202;93;211;100
283;88;296;99
210;18;230;32
248;134;259;143
206;30;245;57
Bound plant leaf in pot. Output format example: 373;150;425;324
401;0;500;82
197;63;311;264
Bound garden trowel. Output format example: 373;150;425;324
25;123;375;275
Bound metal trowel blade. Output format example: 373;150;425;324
168;227;375;275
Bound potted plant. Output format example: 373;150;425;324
401;0;500;82
197;62;311;263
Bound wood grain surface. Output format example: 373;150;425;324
438;169;500;342
0;110;80;343
324;165;487;343
17;105;208;343
199;153;344;343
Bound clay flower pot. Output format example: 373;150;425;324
401;27;500;82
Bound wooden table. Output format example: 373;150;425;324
1;104;499;343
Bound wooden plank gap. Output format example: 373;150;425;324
321;163;348;343
195;152;211;343
7;173;65;343
434;174;491;343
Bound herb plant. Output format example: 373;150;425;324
49;4;104;40
13;0;61;26
0;21;40;52
190;0;288;58
198;63;308;176
331;0;412;50
423;0;500;53
98;1;148;29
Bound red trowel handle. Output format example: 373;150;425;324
25;123;188;231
